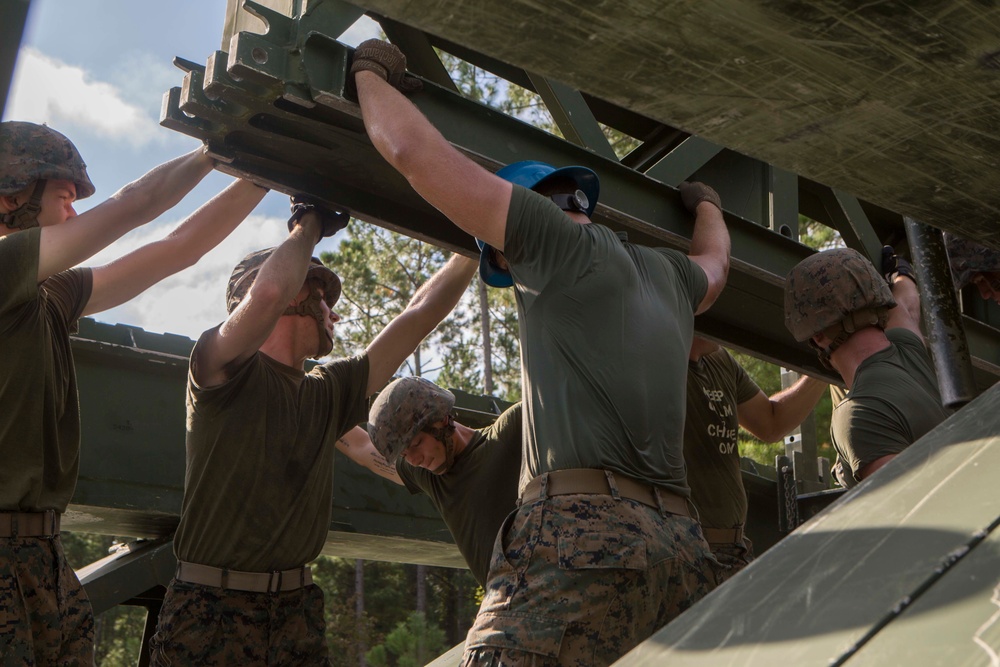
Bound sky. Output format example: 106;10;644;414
5;0;380;340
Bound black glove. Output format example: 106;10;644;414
288;195;350;240
350;39;423;94
679;181;722;214
881;245;915;284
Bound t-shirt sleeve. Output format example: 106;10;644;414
187;329;261;415
656;247;708;312
42;268;93;329
731;356;763;405
395;458;426;496
0;227;41;318
503;184;599;293
831;398;911;477
490;402;523;442
316;354;371;440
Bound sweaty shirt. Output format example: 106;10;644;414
684;348;761;529
503;185;708;495
174;341;369;572
397;403;522;586
0;227;92;512
831;328;949;486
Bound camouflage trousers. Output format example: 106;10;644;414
711;536;755;584
0;536;95;666
149;579;330;666
461;494;720;667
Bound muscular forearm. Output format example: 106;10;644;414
689;202;730;313
84;180;267;316
365;254;477;395
38;148;215;281
335;426;403;485
739;375;827;443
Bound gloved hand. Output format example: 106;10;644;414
288;195;350;240
350;39;423;94
679;181;722;214
881;245;916;284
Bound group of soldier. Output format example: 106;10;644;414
3;36;999;667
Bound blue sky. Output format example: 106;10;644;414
6;0;379;339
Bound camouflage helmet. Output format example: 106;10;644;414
944;232;1000;291
226;248;341;314
367;377;456;464
0;121;95;199
784;247;896;343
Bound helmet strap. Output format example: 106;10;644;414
426;415;457;474
2;180;46;230
810;306;890;371
284;281;332;358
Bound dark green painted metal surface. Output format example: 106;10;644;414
346;0;1000;250
616;382;1000;666
156;1;1000;393
68;316;794;571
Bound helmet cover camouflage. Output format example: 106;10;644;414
226;248;342;314
0;121;95;199
784;247;896;342
944;232;1000;290
367;377;456;464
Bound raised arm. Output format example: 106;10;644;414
881;246;923;340
84;179;267;316
37;148;214;282
365;254;477;396
680;182;730;314
885;274;923;340
193;213;325;388
354;43;512;250
335;426;403;485
737;374;828;443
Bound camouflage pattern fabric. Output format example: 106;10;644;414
0;121;95;199
461;495;720;667
944;232;1000;290
149;579;330;666
0;536;95;666
784;248;895;342
711;536;755;584
225;249;340;315
368;377;456;463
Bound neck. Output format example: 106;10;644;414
450;422;476;458
829;327;890;389
258;319;310;370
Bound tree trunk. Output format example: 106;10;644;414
416;564;427;614
478;278;494;395
355;559;366;667
413;344;422;378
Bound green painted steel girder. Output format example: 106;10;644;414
160;5;849;380
345;0;1000;250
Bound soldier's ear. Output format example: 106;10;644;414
0;194;21;212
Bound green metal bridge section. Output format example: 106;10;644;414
4;0;1000;663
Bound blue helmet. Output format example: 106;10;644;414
478;160;601;288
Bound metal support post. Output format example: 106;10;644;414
903;218;978;408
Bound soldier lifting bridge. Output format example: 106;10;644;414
6;0;1000;664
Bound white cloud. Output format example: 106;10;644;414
6;47;161;148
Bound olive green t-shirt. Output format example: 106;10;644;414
174;341;369;572
504;185;708;495
831;328;950;487
684;349;761;529
0;227;92;512
396;403;522;586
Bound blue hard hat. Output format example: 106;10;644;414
478;160;601;288
495;160;600;217
476;237;514;288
